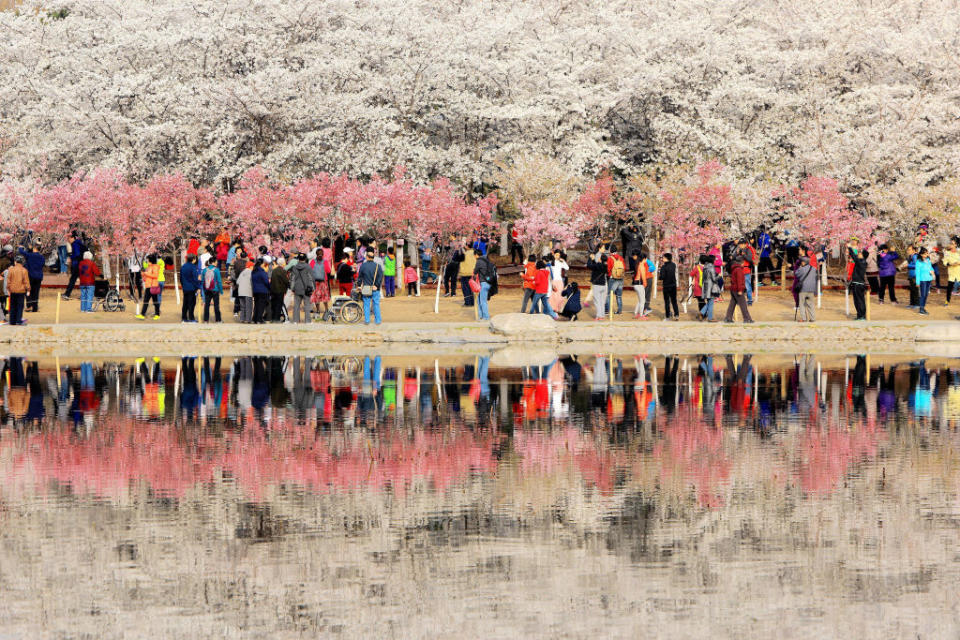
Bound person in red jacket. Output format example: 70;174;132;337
528;259;557;319
724;251;754;323
78;251;102;313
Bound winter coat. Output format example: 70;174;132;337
78;259;101;286
660;262;677;289
942;249;960;281
587;254;608;286
270;266;290;294
6;263;29;294
794;264;818;293
236;269;253;297
473;256;495;283
251;268;270;295
701;266;718;299
728;263;747;294
848;248;867;285
915;257;935;283
458;250;477;278
357;259;384;289
19;249;45;280
180;261;201;293
289;262;315;296
877;251;899;278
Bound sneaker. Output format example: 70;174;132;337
152;315;161;320
60;294;72;300
919;309;929;315
135;314;145;320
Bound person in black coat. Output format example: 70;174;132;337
19;243;46;312
660;253;679;319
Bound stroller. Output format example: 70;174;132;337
321;287;363;324
91;279;125;312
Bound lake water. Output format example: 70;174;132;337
0;353;958;639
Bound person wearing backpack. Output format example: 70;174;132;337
630;249;648;319
606;245;626;315
200;260;223;323
473;249;496;320
289;252;315;323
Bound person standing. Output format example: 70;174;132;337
660;253;678;320
383;248;397;297
336;248;355;296
357;250;384;325
606;245;625;315
520;254;537;313
915;247;934;316
127;252;143;301
794;256;818;322
905;244;919;309
756;226;776;285
941;239;960;306
251;260;271;324
180;253;201;323
509;226;524;264
698;254;718;321
201;259;223;323
443;244;460;297
309;251;330;319
236;260;254;323
269;257;289;322
288;253;314;324
847;242;868;320
403;260;418;295
458;241;477;307
630;249;648;319
723;252;754;323
473;248;496;321
136;254;162;320
876;244;899;304
61;232;85;300
19;243;45;312
77;251;101;313
587;246;608;320
866;246;880;296
6;256;29;326
156;254;167;303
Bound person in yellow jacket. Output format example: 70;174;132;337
942;238;960;306
457;241;477;307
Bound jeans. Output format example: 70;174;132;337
744;273;753;303
384;275;395;296
520;288;535;313
203;292;221;322
918;280;932;311
459;276;474;306
58;245;69;273
531;293;557;319
362;290;382;324
80;285;94;312
64;263;79;297
606;278;623;314
478;282;491;320
700;297;714;320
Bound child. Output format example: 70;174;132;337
403;260;418;295
383;248;397;297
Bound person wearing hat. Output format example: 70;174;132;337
19;243;45;312
77;251;101;312
6;255;30;325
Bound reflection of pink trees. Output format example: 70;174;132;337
512;427;625;494
653;406;731;507
5;419;501;501
795;416;884;495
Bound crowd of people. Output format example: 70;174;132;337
0;221;957;326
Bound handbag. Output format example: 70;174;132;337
469;274;481;293
149;285;160;295
361;264;379;297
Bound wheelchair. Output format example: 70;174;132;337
91;279;125;312
320;288;363;324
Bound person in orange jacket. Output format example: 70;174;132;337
519;254;537;312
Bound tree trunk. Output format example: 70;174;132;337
499;222;509;257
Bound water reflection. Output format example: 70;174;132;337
1;353;959;637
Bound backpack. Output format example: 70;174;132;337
203;267;217;291
646;258;657;274
487;262;499;297
611;256;625;279
310;259;325;281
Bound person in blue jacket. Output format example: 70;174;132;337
179;253;201;323
19;242;46;312
251;259;271;324
905;244;919;308
914;247;935;315
62;232;86;300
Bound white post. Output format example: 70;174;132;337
173;252;182;305
115;255;121;292
754;262;759;300
434;272;441;313
651;238;658;300
818;263;824;309
416;267;421;297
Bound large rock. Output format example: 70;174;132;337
489;345;559;367
489;313;557;338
